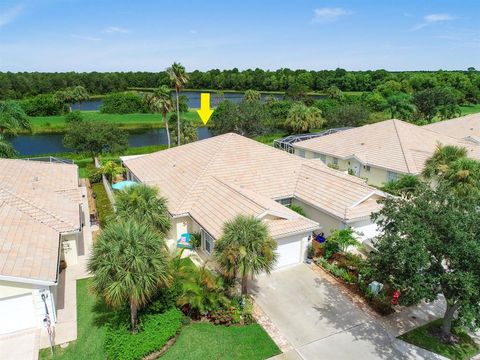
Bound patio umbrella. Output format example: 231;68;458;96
112;180;138;190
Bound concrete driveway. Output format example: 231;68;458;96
250;264;445;360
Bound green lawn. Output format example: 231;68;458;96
161;322;280;360
40;270;278;360
459;104;480;116
27;110;202;134
92;182;113;226
399;319;479;360
40;279;111;360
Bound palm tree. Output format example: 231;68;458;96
87;220;170;332
144;86;173;148
0;134;16;158
167;63;189;146
0;100;31;137
422;144;468;179
214;215;278;295
114;184;171;236
285;103;324;134
100;160;124;183
176;263;228;318
442;157;480;197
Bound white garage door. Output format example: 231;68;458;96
0;294;36;334
275;236;302;269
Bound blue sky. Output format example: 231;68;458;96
0;0;479;71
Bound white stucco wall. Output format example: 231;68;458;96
291;199;343;236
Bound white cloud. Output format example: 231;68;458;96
0;4;24;27
71;34;102;41
312;7;350;23
411;13;456;31
103;26;130;34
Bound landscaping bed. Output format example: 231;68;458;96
399;319;479;360
312;230;395;316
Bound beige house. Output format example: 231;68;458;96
122;133;386;269
0;159;84;336
423;113;480;145
292;119;480;187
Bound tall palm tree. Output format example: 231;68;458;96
214;215;278;295
114;184;171;236
144;85;173;148
88;220;171;332
422;144;468;179
167;63;189;146
442;157;480;198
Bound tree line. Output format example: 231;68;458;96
1;68;479;101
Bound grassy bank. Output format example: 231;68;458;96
399;319;479;360
459;104;480;116
26;110;202;134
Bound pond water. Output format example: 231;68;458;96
12;127;212;156
71;90;287;111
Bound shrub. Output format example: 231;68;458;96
190;232;201;249
100;92;146;114
20;94;66;116
104;308;182;360
323;104;369;128
88;168;102;183
288;204;306;216
208;307;241;326
327;229;358;254
316;257;355;284
65;110;83;123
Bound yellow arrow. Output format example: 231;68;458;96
197;93;214;125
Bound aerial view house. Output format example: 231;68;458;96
292;119;480;187
121;133;386;268
423;113;480;145
0;159;84;336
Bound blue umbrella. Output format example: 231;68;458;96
112;180;138;190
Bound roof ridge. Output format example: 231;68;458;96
392;119;414;173
298;162;373;189
175;134;235;212
0;187;76;232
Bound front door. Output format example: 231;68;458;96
350;162;360;176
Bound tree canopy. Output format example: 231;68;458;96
63;119;128;160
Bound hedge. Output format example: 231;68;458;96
104;308;182;360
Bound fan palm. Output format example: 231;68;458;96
442;157;480;198
167;62;189;146
422;144;468;178
114;184;171;236
214;215;278;295
87;220;171;332
144;85;173;148
285;103;324;134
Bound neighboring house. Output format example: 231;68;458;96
292;119;480;187
423;113;480;145
121;133;386;269
0;159;84;336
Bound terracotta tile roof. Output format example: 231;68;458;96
0;203;60;283
0;159;82;283
423;113;480;143
122;133;385;239
293;119;480;175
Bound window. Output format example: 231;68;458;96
333;158;338;166
365;165;371;172
298;149;305;158
277;198;292;206
201;229;214;254
387;171;399;182
320;154;326;163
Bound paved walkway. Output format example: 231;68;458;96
250;264;447;360
39;185;94;350
0;328;40;360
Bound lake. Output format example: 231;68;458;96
72;91;287;111
12;127;212;156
